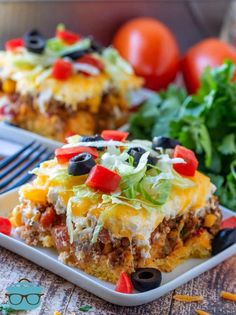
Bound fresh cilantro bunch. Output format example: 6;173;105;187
129;85;187;140
129;61;236;210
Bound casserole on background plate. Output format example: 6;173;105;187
0;25;142;141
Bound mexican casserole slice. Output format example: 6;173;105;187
10;132;222;283
0;26;142;141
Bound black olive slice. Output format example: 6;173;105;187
26;29;43;37
62;49;90;60
147;155;159;167
152;136;180;150
62;37;104;60
81;134;105;151
89;38;104;53
127;147;146;167
131;268;162;292
127;147;158;167
68;153;96;176
212;228;236;256
24;29;45;54
81;134;104;143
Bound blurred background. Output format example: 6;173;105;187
1;0;236;210
0;0;231;51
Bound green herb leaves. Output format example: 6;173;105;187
129;85;186;139
218;134;236;155
130;61;236;210
79;305;93;312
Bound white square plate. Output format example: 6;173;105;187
0;189;235;306
0;121;61;151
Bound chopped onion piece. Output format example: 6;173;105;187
37;88;52;113
73;63;100;75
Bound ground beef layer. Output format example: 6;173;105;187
11;196;221;283
0;90;129;141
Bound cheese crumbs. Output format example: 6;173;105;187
173;294;204;302
220;291;236;301
195;310;210;315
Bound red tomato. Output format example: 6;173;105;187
101;130;129;142
0;217;12;236
40;207;56;228
113;18;180;90
86;165;121;193
77;54;104;71
221;216;236;229
173;145;198;177
56;29;80;45
182;38;236;94
55;146;98;163
52;59;72;81
5;38;24;52
115;272;133;294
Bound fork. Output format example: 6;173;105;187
0;141;53;194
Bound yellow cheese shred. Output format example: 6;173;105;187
195;310;211;315
173;294;204;302
204;214;217;228
220;291;236;301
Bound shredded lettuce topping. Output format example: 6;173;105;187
31;164;71;184
102;47;133;76
64;139;195;241
46;38;91;57
55;138;193;207
64;138;157;156
120;151;149;198
31;137;197;244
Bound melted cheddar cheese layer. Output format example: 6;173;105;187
0;51;142;110
20;159;213;241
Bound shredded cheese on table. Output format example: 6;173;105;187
220;291;236;301
195;310;211;315
173;294;204;302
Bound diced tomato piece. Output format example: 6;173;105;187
40;207;56;228
51;225;70;251
173;145;198;177
77;54;104;71
5;38;24;51
221;216;236;229
101;130;129;142
86;165;121;193
56;29;80;45
115;271;133;294
0;217;12;236
55;146;98;163
52;59;72;81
